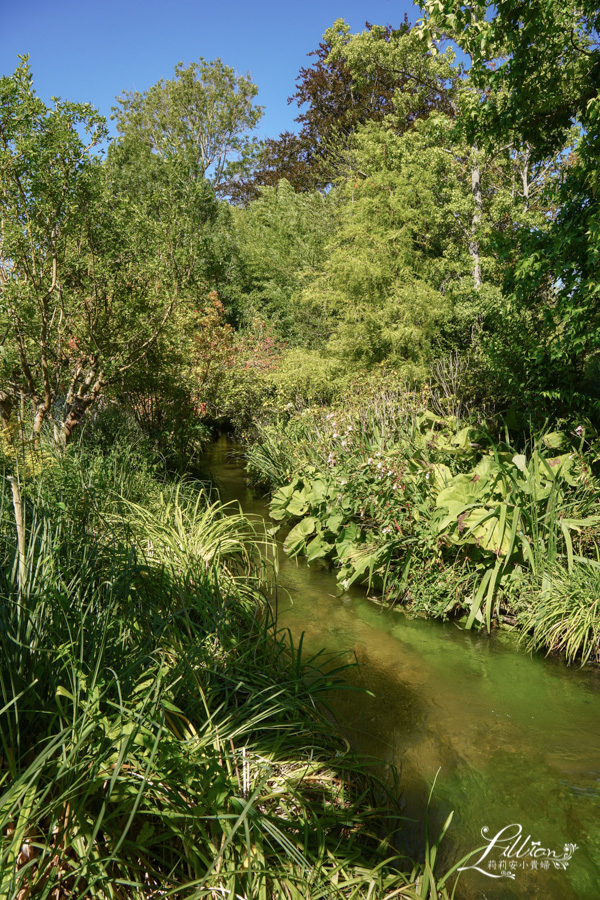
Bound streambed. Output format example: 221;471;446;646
204;436;600;899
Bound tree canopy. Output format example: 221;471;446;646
0;61;173;443
113;58;263;196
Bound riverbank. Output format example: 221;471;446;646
245;395;600;664
0;435;457;899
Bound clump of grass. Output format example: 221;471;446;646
0;444;458;899
518;562;600;665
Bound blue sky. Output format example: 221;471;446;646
2;0;420;141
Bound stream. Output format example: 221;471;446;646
204;435;600;899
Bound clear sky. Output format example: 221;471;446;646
2;0;420;141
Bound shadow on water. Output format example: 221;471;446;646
202;436;600;899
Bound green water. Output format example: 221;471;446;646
204;436;600;899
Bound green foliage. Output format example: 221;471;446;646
231;180;338;342
253;395;445;598
417;0;598;159
417;0;600;417
0;59;180;444
269;349;351;405
433;436;600;629
518;562;600;666
250;389;600;656
113;57;263;195
0;439;441;899
324;18;457;126
296;123;457;375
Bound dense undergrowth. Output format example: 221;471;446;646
0;435;464;899
246;386;600;666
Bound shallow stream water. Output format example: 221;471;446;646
204;436;600;899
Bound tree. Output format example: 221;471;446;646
234;20;455;201
417;0;600;410
113;58;263;197
0;59;176;445
231;179;338;342
417;0;598;158
295;118;461;376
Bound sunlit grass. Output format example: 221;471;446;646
518;562;600;665
0;444;457;899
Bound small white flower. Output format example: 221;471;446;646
368;457;373;464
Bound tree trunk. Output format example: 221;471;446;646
8;476;26;591
0;391;13;433
32;401;49;439
56;369;105;447
469;144;482;290
520;146;531;213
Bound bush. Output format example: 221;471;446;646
247;390;600;645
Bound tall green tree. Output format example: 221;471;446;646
417;0;600;409
0;60;176;445
113;58;263;197
297;117;461;374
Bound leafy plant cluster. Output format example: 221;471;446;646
249;394;600;663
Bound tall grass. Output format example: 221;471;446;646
0;443;457;899
518;561;600;665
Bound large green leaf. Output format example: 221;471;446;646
286;491;309;517
307;477;331;504
270;478;302;520
459;506;513;556
305;534;333;562
325;512;344;533
542;431;568;449
335;524;361;559
284;516;317;555
435;474;491;532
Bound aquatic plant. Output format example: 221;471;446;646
250;397;600;658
